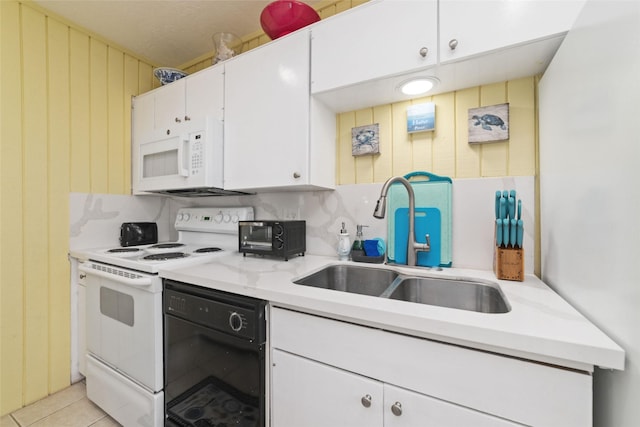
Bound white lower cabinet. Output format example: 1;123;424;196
383;384;518;427
272;349;517;427
272;349;383;427
270;307;592;427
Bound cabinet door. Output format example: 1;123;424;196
440;0;584;63
383;384;519;427
131;91;155;144
154;78;186;132
311;0;437;94
185;66;224;123
224;30;310;191
271;350;383;427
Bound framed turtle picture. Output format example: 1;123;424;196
468;103;509;144
351;123;380;156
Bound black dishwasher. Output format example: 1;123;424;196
163;279;266;427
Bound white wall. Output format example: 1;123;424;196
539;1;639;425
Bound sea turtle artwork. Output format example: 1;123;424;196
472;114;506;131
468;103;510;144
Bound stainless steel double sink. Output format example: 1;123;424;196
293;264;510;314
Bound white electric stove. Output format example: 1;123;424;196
79;207;253;427
84;206;253;273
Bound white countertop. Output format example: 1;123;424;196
159;252;624;372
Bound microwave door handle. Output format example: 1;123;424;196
177;136;189;177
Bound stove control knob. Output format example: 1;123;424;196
214;213;223;223
229;312;244;332
231;214;239;223
177;213;183;221
183;213;191;221
223;214;231;223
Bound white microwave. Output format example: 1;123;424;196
132;116;246;197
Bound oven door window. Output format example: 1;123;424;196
100;287;134;326
240;225;272;251
164;315;264;427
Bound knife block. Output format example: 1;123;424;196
494;246;524;282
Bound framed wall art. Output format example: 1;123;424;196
407;102;435;133
468;103;509;144
351;123;380;156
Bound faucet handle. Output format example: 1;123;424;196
424;234;431;250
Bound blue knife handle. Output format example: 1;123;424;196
509;189;516;199
510;219;517;247
499;197;506;219
495;191;501;218
502;219;509;246
517;220;524;248
517;199;522;220
496;219;503;247
508;197;515;219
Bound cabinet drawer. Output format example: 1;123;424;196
270;307;591;426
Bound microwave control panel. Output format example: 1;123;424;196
189;131;204;175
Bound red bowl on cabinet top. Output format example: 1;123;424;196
260;0;321;40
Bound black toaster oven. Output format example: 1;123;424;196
238;220;305;261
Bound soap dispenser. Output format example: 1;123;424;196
351;224;368;251
337;222;351;261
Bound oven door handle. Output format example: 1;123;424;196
79;264;154;286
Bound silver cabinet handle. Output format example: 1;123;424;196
419;47;428;58
184;115;191;121
361;394;372;408
166;129;171;135
391;402;402;416
293;172;301;179
79;273;86;280
449;39;459;50
175;117;182;123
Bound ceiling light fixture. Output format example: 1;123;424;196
398;76;440;96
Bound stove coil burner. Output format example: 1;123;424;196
150;243;185;249
143;252;190;261
194;247;222;253
107;248;142;253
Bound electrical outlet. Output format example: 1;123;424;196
282;209;298;220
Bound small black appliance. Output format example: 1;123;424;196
238;220;305;261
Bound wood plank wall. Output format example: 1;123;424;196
0;1;156;414
336;78;537;184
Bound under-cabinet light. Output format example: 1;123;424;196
398;77;440;96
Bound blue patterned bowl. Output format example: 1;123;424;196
153;67;188;85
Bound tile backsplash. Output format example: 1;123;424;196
70;176;534;272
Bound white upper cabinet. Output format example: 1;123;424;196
224;30;335;192
154;67;224;135
153;79;186;133
309;0;584;112
311;0;438;94
439;0;586;64
133;66;224;143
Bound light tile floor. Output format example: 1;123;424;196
1;382;120;427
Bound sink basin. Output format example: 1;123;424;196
293;265;398;296
388;277;510;314
293;264;510;313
